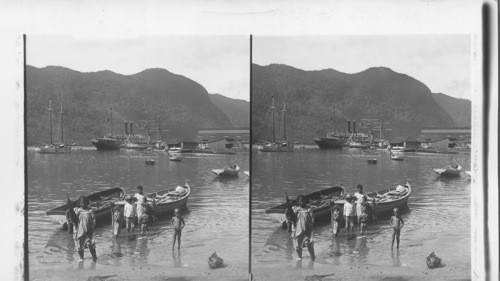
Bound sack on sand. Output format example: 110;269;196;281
426;251;442;269
208;252;224;269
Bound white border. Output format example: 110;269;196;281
0;1;496;280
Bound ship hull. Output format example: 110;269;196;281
92;138;122;151
314;137;344;149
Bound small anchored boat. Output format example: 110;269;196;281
243;171;250;177
45;187;125;227
391;153;405;161
145;159;156;165
367;158;378;164
168;152;183;161
434;164;462;177
212;164;240;177
265;186;346;223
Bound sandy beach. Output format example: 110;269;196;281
251;261;471;281
30;261;249;281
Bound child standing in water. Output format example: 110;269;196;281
359;206;369;235
124;195;136;233
139;196;153;234
171;208;185;249
390;207;404;249
343;194;356;234
113;206;124;238
331;205;340;237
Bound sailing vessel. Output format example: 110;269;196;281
314;106;346;149
91;107;123;151
37;97;71;154
260;97;293;152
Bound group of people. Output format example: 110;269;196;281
65;185;186;263
288;184;405;261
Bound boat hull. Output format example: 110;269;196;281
45;187;125;226
92;138;122;151
37;145;71;154
314;137;344;149
260;143;294;152
265;186;346;223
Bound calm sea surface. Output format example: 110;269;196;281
251;149;471;274
27;149;249;277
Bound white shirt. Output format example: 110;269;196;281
124;202;135;217
354;192;367;204
135;193;146;204
343;201;356;216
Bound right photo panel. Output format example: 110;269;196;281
251;35;472;280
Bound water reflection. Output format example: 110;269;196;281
172;249;182;268
391;249;401;267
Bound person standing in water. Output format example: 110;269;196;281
354;184;370;225
343;194;356;234
171;208;185;250
292;195;315;261
74;196;97;262
390;207;404;249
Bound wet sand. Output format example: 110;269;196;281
30;261;249;281
251;260;471;281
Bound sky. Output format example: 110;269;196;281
253;35;471;100
27;35;250;101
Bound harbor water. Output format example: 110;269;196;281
251;148;471;276
27;149;249;278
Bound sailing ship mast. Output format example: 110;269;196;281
282;100;287;143
48;97;53;145
271;96;276;143
59;101;64;144
331;106;336;134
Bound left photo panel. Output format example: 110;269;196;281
26;35;250;280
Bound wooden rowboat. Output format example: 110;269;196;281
367;159;378;164
45;187;125;226
212;164;240;177
145;159;156;165
367;182;411;215
434;164;462;177
265;186;346;223
115;183;191;217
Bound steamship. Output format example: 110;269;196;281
314;106;347;149
91;135;124;151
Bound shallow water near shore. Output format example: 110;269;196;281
251;148;471;278
27;149;249;278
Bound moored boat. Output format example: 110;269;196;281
145;159;156;165
45;187;125;227
92;136;123;151
212;164;240;177
114;184;191;217
366;182;412;215
391;152;405;161
243;171;250;177
265;186;346;223
434;164;462;177
367;158;378;164
169;152;183;161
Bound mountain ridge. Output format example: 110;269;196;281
27;65;238;145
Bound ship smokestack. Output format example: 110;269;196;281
130;122;134;135
347;120;351;134
353;121;356;134
124;122;128;135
